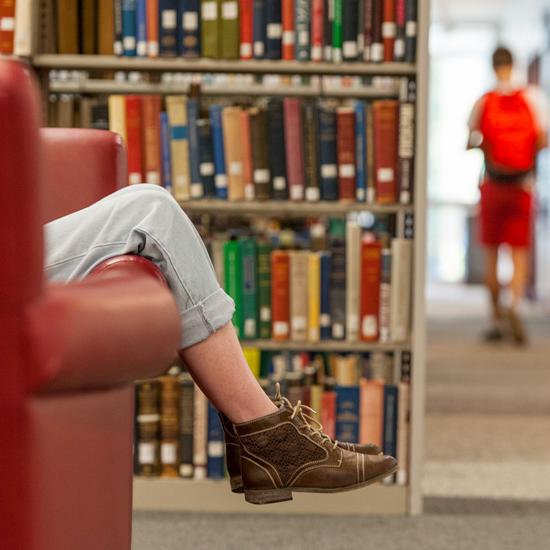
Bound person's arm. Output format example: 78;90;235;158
467;96;484;150
525;86;549;151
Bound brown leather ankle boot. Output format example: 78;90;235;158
235;404;397;505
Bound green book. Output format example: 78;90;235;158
201;0;220;58
332;0;343;62
224;239;243;337
220;0;240;59
257;241;272;339
240;238;258;340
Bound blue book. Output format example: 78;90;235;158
178;0;201;57
318;104;338;201
208;104;228;199
187;98;203;199
122;0;137;56
354;101;366;202
335;385;360;443
267;99;287;200
320;252;332;340
294;0;310;61
136;0;147;56
207;403;225;479
197;119;217;197
265;0;282;59
159;0;179;56
252;0;266;59
383;385;398;459
160;112;173;193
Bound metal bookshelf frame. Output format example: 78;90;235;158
25;0;430;517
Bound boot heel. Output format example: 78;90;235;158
244;487;293;505
230;476;244;494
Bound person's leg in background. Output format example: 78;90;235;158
507;246;530;344
483;244;504;340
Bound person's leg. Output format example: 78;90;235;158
510;246;529;307
483;245;503;337
44;184;276;422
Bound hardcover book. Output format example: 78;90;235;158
146;0;159;56
318;103;338;201
311;0;324;62
382;0;396;62
342;0;358;61
249;107;271;200
201;0;220;57
241;237;258;339
360;237;382;341
159;375;180;477
136;0;147;56
265;0;282;59
332;0;343;62
222;106;245;200
179;0;201;57
220;0;240;59
390;238;412;342
135;379;162;476
166;95;191;201
294;0;310;61
267;99;288;200
187;98;203;198
359;378;384;447
178;372;194;478
257;241;272;339
159;0;178;56
345;221;361;342
224;238;244;337
240;109;255;200
283;97;305;201
252;0;266;58
336;107;356;202
239;0;253;59
373;99;398;204
308;252;321;342
303;101;320;202
289;250;309;342
354;101;367;202
271;250;290;341
197;118;217;197
335;385;360;443
281;0;294;60
209;103;228;198
122;0;138;55
319;251;332;340
329;236;346;340
125;96;144;184
56;0;79;54
160;111;173;192
142;95;162;185
207;403;225;478
192;384;208;480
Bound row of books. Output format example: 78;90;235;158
205;222;412;342
134;349;410;484
51;0;418;64
102;90;416;204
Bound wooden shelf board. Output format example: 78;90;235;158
33;55;417;76
238;339;410;352
133;478;408;516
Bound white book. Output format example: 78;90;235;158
390;239;412;342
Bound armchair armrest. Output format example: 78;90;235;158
27;273;181;394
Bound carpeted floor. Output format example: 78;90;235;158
132;284;550;550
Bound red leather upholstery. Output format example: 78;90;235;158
0;60;181;550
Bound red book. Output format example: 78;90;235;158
0;0;16;54
373;100;398;204
321;391;337;440
311;0;324;62
382;0;396;62
271;251;290;341
282;0;295;60
336;107;356;202
283;97;305;201
239;0;253;59
141;95;162;185
125;96;144;185
360;237;382;341
240;109;254;199
146;0;159;57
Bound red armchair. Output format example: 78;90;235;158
0;60;181;550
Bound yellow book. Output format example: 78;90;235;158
310;384;323;423
308;251;321;342
222;106;245;201
242;347;261;378
166;95;191;201
108;95;126;144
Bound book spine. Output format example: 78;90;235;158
382;0;396;62
159;375;180;477
323;0;333;61
362;0;373;61
192;385;208;480
240;238;258;339
342;0;358;61
224;239;244;337
265;0;282;59
303;101;320;202
394;0;405;61
267;99;288;200
108;95;127;143
220;0;240;59
396;381;409;485
335;385;360;443
210;238;225;284
122;0;137;55
207;403;225;479
80;0;97;55
345;221;361;342
332;0;342;62
320;251;332;340
56;0;79;54
159;0;178;56
160;111;173;192
252;0;266;58
146;0;159;56
308;252;321;342
136;380;161;476
311;0;324;62
398;79;415;204
271;250;290;341
113;0;124;54
187;98;203;198
365;102;375;203
371;0;383;62
257;241;273;339
283;97;305;201
136;0;148;56
179;0;201;57
0;0;16;54
373;100;398;204
166;95;191;201
142;95;162;185
318;104;338;201
208;104;228;199
197;119;217;197
359;378;384;446
295;0;310;61
383;384;398;464
329;237;346;340
378;241;392;342
239;0;253;59
290;250;309;341
178;374;194;478
321;389;336;439
125;96;143;184
250;107;271;200
360;238;382;341
201;0;219;57
240;109;255;200
222;106;245;200
354;101;367;202
357;0;365;58
404;0;416;63
336;107;356;202
390;238;412;342
281;0;294;61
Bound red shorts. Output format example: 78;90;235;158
479;180;534;248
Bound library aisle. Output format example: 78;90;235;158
132;284;550;550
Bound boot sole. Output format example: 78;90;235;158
243;465;398;505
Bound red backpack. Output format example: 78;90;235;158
479;89;539;177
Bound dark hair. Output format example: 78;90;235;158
492;47;513;68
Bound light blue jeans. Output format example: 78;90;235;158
44;184;235;349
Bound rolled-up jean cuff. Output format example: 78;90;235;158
179;287;236;349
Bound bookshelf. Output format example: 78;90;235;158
20;0;430;517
